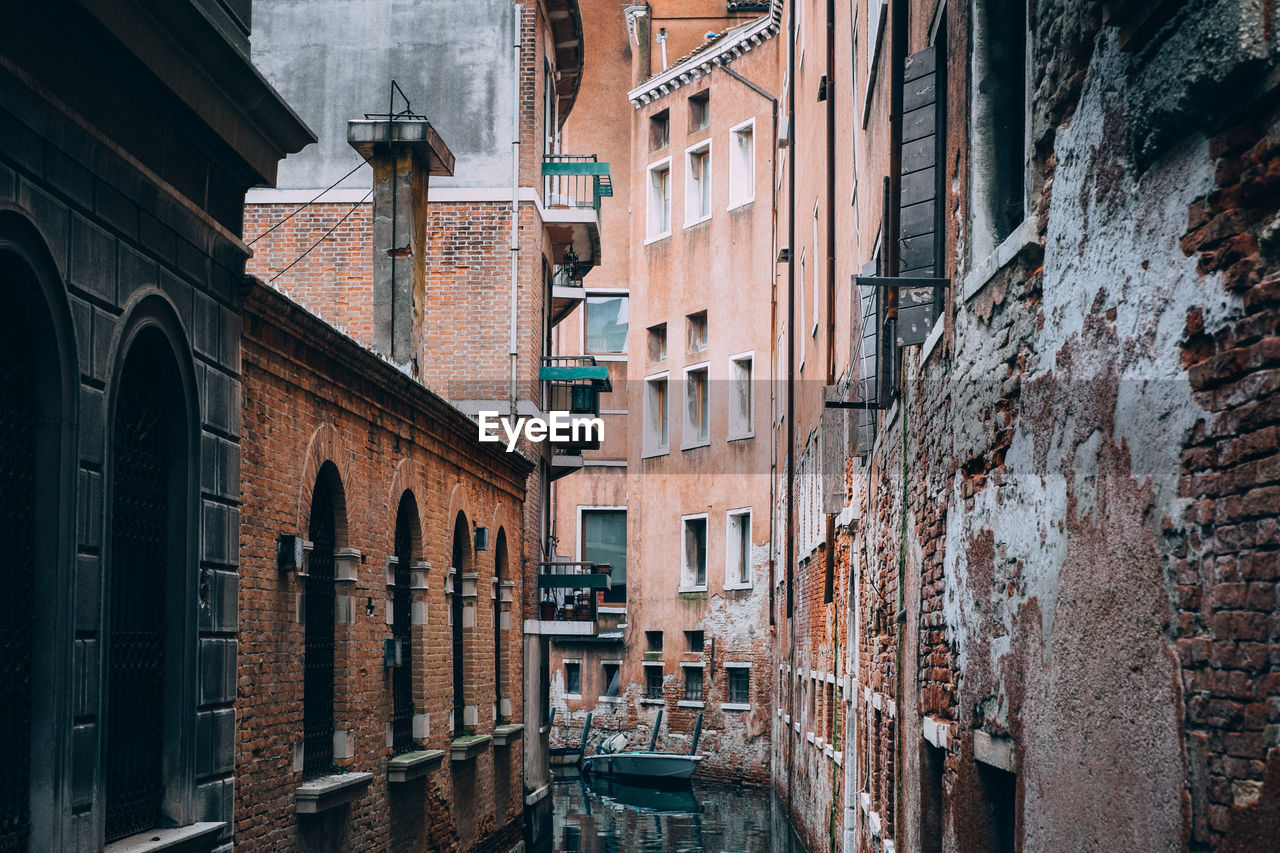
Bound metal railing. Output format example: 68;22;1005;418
537;561;612;623
542;154;613;213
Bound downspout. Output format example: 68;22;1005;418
887;0;908;839
785;0;798;822
510;0;523;420
824;2;840;847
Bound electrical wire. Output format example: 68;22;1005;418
247;160;369;246
267;189;372;284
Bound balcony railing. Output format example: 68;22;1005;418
539;356;610;452
542;154;613;213
537;561;612;626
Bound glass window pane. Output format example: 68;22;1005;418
583;509;626;602
586;296;629;354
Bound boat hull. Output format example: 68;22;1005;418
582;752;704;782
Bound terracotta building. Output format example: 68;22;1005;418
0;1;310;851
241;0;613;845
546;0;780;784
772;0;1280;850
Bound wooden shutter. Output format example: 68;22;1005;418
897;45;944;346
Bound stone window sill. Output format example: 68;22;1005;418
104;823;225;853
640;698;666;706
294;772;373;814
449;734;492;761
493;723;524;746
720;703;751;711
677;585;708;595
962;219;1039;303
677;700;705;709
386;749;445;783
597;696;623;704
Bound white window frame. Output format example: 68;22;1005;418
812;202;820;337
728;118;756;210
678;660;706;707
684;139;712;227
724;507;753;590
563;658;583;699
722;660;752;710
581;288;630;360
599;660;624;703
642;371;670;458
728;350;755;440
679;512;709;592
682;362;711;450
646;157;673;242
798;250;807;370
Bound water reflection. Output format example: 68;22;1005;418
552;770;805;853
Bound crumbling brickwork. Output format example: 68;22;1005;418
237;280;530;852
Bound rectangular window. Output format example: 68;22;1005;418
798;251;806;368
686;142;711;223
685;630;704;652
681;516;708;588
602;663;620;699
684;667;704;701
643;373;669;454
812;204;820;336
650;108;670;150
581;509;626;604
728;667;750;704
565;661;581;696
648;323;667;362
683;365;709;447
687;310;708;352
585;295;629;354
729;119;755;208
971;0;1028;258
726;509;752;587
648;160;672;239
645;665;664;699
646;630;664;652
689;90;709;131
729;353;753;438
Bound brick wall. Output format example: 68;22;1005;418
236;279;530;852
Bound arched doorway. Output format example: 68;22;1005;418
451;512;471;734
391;492;420;751
303;463;344;778
493;528;508;724
105;327;189;842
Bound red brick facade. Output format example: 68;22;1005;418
236;280;531;852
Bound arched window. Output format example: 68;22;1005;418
493;528;508;723
0;267;37;853
303;465;341;778
451;512;471;734
391;493;419;752
105;328;188;842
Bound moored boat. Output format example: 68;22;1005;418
581;710;704;784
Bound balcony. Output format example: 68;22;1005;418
542;154;612;279
539;356;611;456
525;560;612;636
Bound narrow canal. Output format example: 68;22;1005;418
551;773;807;853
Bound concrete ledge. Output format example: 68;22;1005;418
962;218;1040;303
974;730;1016;772
450;734;492;761
492;724;524;747
294;772;373;814
104;823;225;853
386;749;445;783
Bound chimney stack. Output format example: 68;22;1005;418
347;118;455;371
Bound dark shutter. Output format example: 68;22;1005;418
898;45;945;346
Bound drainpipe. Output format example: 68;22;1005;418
824;0;840;845
887;0;908;839
784;0;797;822
510;1;523;420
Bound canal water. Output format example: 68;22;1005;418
551;772;806;853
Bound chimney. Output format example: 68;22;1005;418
347;118;455;371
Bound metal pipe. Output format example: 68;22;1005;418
510;1;523;420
